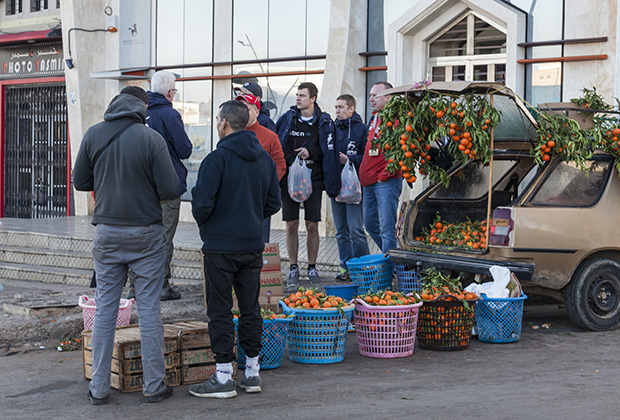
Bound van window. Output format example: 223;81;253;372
529;160;611;207
430;160;517;200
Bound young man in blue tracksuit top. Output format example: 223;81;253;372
276;82;340;286
331;94;370;281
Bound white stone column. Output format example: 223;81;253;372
61;0;122;216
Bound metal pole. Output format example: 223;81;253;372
485;94;494;249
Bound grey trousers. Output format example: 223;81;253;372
161;197;181;284
89;224;167;398
127;197;180;290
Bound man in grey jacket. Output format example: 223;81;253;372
73;86;179;405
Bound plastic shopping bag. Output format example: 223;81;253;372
288;156;313;202
336;160;362;204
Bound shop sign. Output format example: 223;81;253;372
0;42;64;79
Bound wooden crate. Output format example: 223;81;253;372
164;320;210;350
82;324;178;358
182;361;237;385
83;364;181;393
83;349;179;374
82;324;180;392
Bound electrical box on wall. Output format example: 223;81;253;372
118;0;151;69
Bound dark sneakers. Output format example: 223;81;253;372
188;374;237;399
335;269;350;281
239;376;262;393
161;286;181;301
144;384;174;403
88;390;107;405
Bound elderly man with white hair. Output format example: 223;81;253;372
126;70;193;301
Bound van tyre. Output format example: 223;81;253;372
564;258;620;331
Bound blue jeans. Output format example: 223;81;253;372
331;198;369;269
89;224;167;398
363;177;402;253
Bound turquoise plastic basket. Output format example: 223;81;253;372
346;254;393;294
475;293;527;343
233;316;293;369
281;301;354;364
393;263;422;294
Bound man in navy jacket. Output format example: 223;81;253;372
126;70;193;301
276;82;339;286
331;94;370;280
190;100;281;398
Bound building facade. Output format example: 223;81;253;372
1;0;619;234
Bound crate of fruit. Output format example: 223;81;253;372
233;309;294;370
354;290;423;358
416;269;478;351
281;287;354;364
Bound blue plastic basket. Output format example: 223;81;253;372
323;284;359;301
281;301;354;364
233;316;293;370
346;254;393;294
475;293;527;343
393;263;422;294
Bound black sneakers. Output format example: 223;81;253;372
144;384;173;403
88;390;107;405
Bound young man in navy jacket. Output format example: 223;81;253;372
276;82;339;286
331;94;370;280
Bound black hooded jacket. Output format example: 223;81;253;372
191;130;281;253
73;93;179;226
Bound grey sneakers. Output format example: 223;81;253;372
239;375;262;393
308;267;320;284
188;374;237;399
335;268;350;281
286;266;300;286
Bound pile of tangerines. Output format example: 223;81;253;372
283;287;350;309
357;290;420;306
415;215;488;250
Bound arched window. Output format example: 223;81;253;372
428;12;506;83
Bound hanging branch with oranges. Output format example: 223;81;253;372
374;88;501;187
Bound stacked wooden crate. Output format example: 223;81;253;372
164;320;236;384
82;325;181;393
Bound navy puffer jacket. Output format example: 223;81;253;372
146;91;193;197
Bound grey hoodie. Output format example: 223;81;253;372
73;93;179;226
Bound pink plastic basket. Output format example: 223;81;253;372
78;295;133;331
354;298;423;358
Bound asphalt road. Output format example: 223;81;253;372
1;302;618;420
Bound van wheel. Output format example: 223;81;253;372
564;258;620;331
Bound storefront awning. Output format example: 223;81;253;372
0;29;61;45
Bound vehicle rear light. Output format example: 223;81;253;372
489;207;514;246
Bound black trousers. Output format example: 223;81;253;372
203;251;263;364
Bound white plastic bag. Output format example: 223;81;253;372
464;265;511;299
287;156;312;202
335;160;362;204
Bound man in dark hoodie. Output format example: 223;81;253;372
331;94;370;281
73;86;179;405
276;82;339;286
126;70;193;301
190;100;281;399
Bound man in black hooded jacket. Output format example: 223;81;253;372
190;100;281;399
